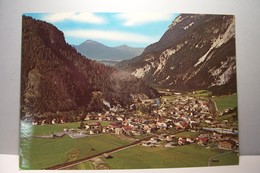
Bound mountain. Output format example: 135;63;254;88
117;14;236;95
21;16;158;116
74;40;144;62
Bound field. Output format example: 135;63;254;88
20;122;131;169
209;152;239;166
212;93;237;111
212;93;238;127
101;144;238;169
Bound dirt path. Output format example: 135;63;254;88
209;98;218;117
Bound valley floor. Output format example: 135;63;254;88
19;90;239;170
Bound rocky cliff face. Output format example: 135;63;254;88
117;14;236;95
21;16;158;116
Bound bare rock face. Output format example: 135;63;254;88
117;14;236;95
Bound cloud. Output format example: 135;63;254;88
116;13;173;26
64;29;156;44
42;13;105;24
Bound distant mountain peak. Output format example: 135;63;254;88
116;44;130;48
82;40;102;45
74;40;144;63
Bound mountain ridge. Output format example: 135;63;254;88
116;14;237;95
21;16;158;116
74;40;144;61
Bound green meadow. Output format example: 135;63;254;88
212;93;237;111
103;144;238;169
19;122;130;169
19;92;239;170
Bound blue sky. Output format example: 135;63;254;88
24;13;179;48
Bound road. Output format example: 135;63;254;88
209;98;218;117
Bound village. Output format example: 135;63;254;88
29;91;239;152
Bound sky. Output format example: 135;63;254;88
24;13;179;48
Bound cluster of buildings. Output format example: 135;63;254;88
30;94;238;151
70;95;238;150
141;132;238;150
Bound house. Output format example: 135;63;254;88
32;121;38;125
41;119;46;125
102;126;110;133
86;115;99;120
175;121;189;130
122;126;133;135
63;128;68;132
186;137;194;143
89;130;94;135
223;120;229;123
164;142;177;148
157;122;167;129
141;141;154;147
205;119;212;124
132;129;144;136
103;153;113;159
198;133;211;138
142;137;161;147
197;137;210;146
212;134;223;141
218;140;237;150
178;138;186;145
108;122;122;131
51;119;56;124
106;115;116;122
178;137;194;145
86;122;101;129
85;122;102;133
116;117;124;121
115;127;123;135
89;129;102;135
159;134;168;141
150;137;160;143
166;135;175;142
